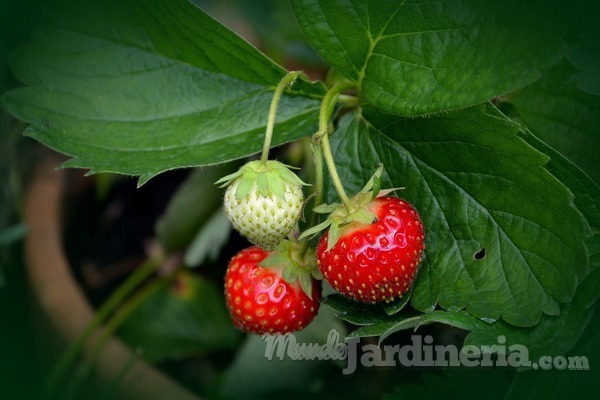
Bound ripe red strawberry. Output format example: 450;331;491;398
316;196;425;303
224;246;321;334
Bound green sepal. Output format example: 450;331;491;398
352;208;378;225
312;203;341;213
358;164;405;200
281;164;312;187
372;175;381;199
217;159;309;201
214;169;243;188
256;173;269;198
299;163;399;251
298;218;332;240
258;239;320;300
377;188;403;197
269;173;288;200
235;178;254;200
259;252;288;268
326;221;344;251
299;272;314;300
282;264;299;284
359;164;384;194
310;268;323;280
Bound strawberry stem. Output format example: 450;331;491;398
315;81;356;212
261;71;303;166
299;142;324;257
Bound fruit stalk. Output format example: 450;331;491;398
299;142;324;258
315;81;356;212
260;70;303;165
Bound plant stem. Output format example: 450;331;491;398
260;71;303;165
321;134;352;210
311;143;324;227
299;142;324;258
41;254;163;400
315;81;356;211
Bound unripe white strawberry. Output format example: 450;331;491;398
216;160;307;250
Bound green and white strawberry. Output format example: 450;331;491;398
216;160;307;250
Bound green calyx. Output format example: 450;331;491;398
299;164;403;250
259;239;321;299
215;160;309;200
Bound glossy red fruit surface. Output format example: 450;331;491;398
316;196;425;303
225;246;321;334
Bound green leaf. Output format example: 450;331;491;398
0;0;322;184
350;310;485;343
382;257;600;399
567;24;600;96
510;60;600;184
517;128;600;231
488;103;600;231
292;0;564;115
183;211;232;268
340;249;600;357
328;106;588;327
465;234;600;362
322;293;391;326
156;165;233;253
0;223;27;247
118;271;239;363
383;292;411;316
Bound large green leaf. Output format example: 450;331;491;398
0;0;323;184
327;105;588;327
350;310;485;342
465;235;600;362
567;23;600;96
292;0;563;115
511;60;600;184
518;128;600;232
382;275;600;399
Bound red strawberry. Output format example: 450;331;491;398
316;196;425;303
224;246;321;334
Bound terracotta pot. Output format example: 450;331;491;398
24;155;201;400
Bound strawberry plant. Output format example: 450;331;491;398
1;0;599;398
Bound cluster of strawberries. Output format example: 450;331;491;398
217;159;425;335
